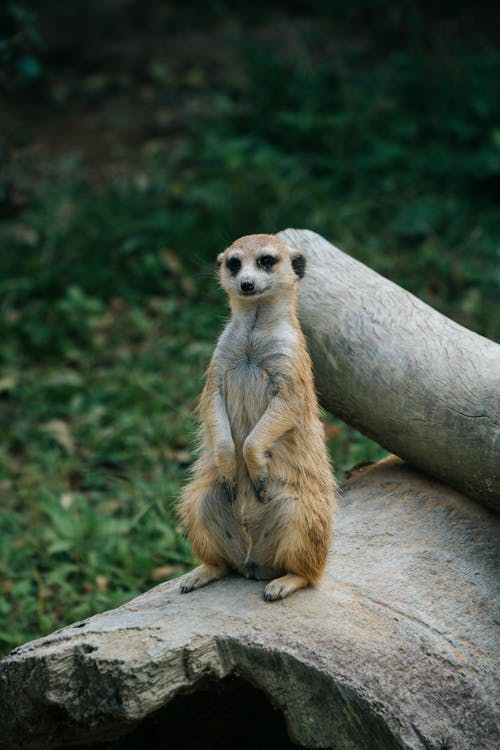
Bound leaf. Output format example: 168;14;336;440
392;195;442;238
150;565;184;581
95;575;108;592
59;494;74;509
160;249;182;276
175;450;192;466
15;55;41;79
40;420;75;454
45;371;82;387
326;425;342;439
96;518;132;537
0;376;16;392
47;539;73;554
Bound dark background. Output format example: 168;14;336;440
1;0;499;654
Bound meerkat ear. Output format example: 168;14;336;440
291;253;306;278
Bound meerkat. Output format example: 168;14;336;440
178;233;337;601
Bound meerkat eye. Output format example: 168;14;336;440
257;255;278;271
226;256;241;275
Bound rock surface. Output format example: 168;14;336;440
280;228;500;511
1;457;498;749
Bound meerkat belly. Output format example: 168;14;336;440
219;359;281;577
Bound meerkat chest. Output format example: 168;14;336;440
215;321;295;435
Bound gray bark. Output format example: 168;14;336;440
279;228;500;511
1;457;498;750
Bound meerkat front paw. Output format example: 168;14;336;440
263;574;309;601
253;476;269;502
243;438;269;500
179;563;229;594
214;441;237;501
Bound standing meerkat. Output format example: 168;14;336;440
178;233;337;601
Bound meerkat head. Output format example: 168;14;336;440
216;234;306;301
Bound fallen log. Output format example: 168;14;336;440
279;228;500;511
1;457;498;750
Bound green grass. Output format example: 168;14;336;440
1;6;499;655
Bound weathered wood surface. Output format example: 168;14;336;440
279;228;500;511
1;457;498;750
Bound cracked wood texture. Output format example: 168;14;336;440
278;228;500;512
1;457;498;750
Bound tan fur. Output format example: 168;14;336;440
178;234;337;600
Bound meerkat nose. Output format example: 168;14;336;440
240;280;255;293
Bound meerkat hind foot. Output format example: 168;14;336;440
179;563;229;594
263;574;309;602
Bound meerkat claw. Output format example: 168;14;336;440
222;482;237;503
264;589;282;601
263;585;283;601
254;477;268;502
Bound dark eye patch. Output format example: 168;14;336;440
257;254;278;271
226;256;241;275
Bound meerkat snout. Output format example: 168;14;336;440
240;280;255;294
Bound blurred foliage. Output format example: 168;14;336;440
1;1;499;655
0;2;43;89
